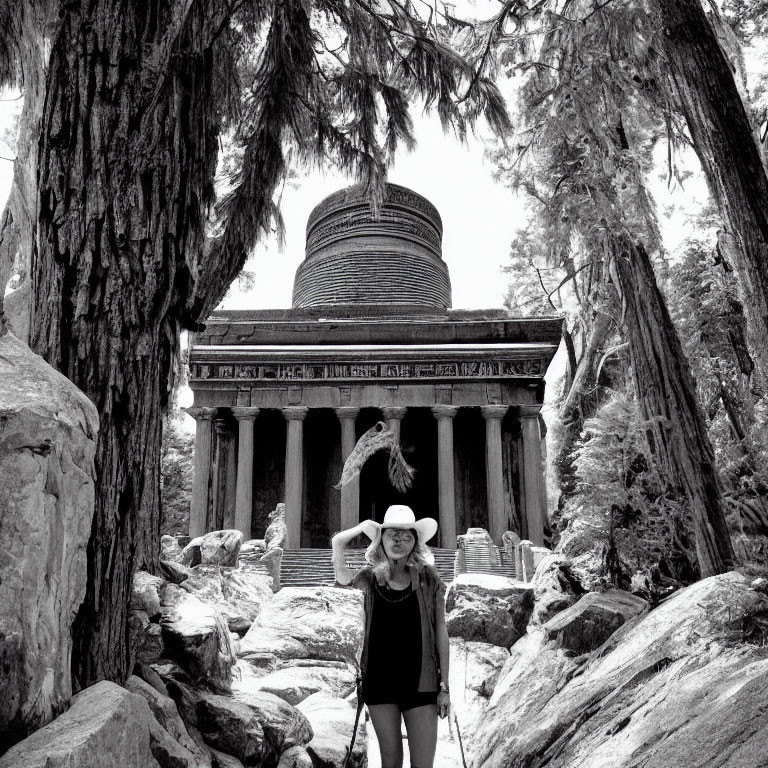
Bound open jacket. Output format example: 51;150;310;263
351;564;446;693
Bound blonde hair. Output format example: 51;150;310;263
365;527;435;585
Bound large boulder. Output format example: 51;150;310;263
196;690;312;767
542;588;648;655
0;681;159;768
529;554;583;624
0;333;98;751
133;571;165;618
182;530;243;568
445;574;535;647
239;587;364;669
125;675;211;767
297;692;366;768
160;583;237;691
232;659;357;706
231;689;313;758
276;746;313;768
147;715;204;768
470;572;768;768
194;693;267;765
182;565;274;634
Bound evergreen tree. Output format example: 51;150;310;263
0;0;509;688
491;0;735;575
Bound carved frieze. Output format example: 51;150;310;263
191;358;543;382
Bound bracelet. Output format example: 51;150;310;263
439;681;450;694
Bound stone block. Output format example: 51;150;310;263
239;587;364;667
0;681;159;768
182;530;243;568
446;576;535;647
543;588;648;655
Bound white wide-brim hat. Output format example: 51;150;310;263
360;504;438;544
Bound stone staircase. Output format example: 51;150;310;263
458;539;517;580
277;548;458;588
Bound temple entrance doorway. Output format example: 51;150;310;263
358;408;439;545
304;409;342;547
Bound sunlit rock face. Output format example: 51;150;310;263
445;573;535;647
293;183;451;309
159;583;237;692
542;588;648;655
182;530;243;568
469;572;768;768
238;587;364;669
297;691;367;768
0;333;98;752
0;682;160;768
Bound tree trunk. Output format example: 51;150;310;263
555;310;614;500
32;0;218;688
0;0;56;334
559;310;613;425
609;237;736;577
656;0;768;388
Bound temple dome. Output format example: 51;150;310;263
292;183;452;309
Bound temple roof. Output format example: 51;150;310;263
292;183;451;309
194;309;563;348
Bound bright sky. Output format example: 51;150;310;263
231;114;524;312
1;100;523;312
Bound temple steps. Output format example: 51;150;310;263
276;548;458;588
240;544;518;588
459;540;518;580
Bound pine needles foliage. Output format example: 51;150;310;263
572;391;698;588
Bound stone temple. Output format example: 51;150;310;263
187;183;562;550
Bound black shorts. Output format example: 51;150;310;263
363;690;438;711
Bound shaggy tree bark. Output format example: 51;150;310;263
30;0;477;689
559;311;614;426
0;0;57;334
32;0;221;688
656;0;768;388
555;310;614;498
609;237;736;577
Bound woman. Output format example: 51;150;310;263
332;504;451;768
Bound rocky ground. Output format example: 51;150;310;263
6;311;768;768
3;522;768;767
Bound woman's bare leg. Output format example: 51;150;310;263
403;704;438;768
368;704;404;768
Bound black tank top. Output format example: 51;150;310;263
363;580;423;699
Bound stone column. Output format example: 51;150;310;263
432;405;458;549
520;405;545;546
335;407;360;532
224;423;238;530
187;406;216;539
382;406;407;439
481;405;508;544
232;407;259;540
211;419;230;530
282;406;309;548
